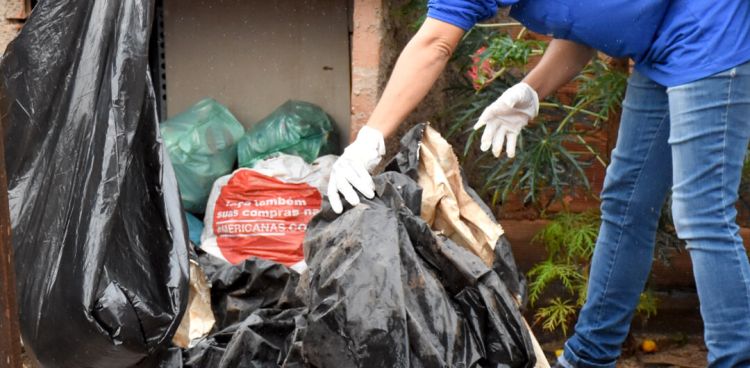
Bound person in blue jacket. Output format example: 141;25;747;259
327;1;750;367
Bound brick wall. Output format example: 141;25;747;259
350;0;385;142
0;0;27;53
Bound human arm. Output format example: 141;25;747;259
367;18;466;137
326;17;466;213
475;38;595;157
522;38;596;100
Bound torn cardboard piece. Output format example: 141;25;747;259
418;125;504;266
173;260;215;349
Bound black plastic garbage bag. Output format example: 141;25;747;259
185;308;307;368
386;123;528;304
0;0;189;366
303;172;536;367
196;254;305;330
185;255;308;368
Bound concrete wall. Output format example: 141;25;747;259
163;0;352;150
162;0;442;149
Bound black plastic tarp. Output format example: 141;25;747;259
0;0;189;366
303;172;535;367
186;175;535;367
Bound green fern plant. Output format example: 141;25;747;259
535;298;578;335
395;0;428;32
636;290;659;320
528;211;658;335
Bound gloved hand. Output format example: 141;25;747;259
473;82;539;158
327;125;385;214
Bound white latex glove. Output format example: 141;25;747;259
473;82;539;158
327;126;385;214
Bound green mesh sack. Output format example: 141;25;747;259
161;98;245;213
237;100;338;168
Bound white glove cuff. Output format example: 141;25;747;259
516;82;540;118
346;125;386;173
356;126;386;156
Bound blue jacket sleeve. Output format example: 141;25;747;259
427;0;517;31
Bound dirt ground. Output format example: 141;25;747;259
542;334;708;368
21;332;707;368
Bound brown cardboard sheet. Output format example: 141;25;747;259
418;126;504;266
173;260;215;349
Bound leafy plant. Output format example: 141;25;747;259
636;290;659;320
573;58;628;124
480;122;591;209
442;26;624;214
532;211;599;260
394;0;428;32
535;298;577;336
469;34;546;91
736;152;750;228
528;211;658;335
482;33;547;69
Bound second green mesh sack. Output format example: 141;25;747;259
238;100;338;168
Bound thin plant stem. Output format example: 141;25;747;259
555;100;594;134
575;134;608;168
539;102;606;120
516;27;527;40
475;22;522;28
475;67;507;94
473;51;543;94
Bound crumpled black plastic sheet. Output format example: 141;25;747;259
303;172;536;367
0;0;189;366
185;307;307;368
185;255;307;368
197;254;305;331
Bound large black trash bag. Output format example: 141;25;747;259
196;253;305;330
0;0;189;366
385;123;528;305
303;172;536;367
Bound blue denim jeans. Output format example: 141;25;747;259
560;61;750;368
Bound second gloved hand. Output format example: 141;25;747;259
473;82;539;158
327;125;385;214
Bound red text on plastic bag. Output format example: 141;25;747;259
212;170;321;266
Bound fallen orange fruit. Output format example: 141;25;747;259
641;339;657;353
